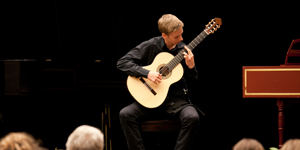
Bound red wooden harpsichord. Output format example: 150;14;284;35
242;39;300;148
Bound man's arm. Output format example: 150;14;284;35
116;48;149;78
117;51;162;84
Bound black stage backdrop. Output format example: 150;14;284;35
1;0;299;150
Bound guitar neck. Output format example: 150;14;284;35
186;30;208;51
166;30;208;71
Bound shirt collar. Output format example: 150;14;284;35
159;36;179;52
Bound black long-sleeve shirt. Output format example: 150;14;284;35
117;36;198;111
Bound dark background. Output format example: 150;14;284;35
1;0;299;150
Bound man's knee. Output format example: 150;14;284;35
119;107;130;119
181;107;200;124
119;106;138;121
190;113;200;124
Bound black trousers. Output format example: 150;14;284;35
119;101;200;150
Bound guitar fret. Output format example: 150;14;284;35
169;60;174;70
195;37;200;43
170;61;174;69
199;32;207;39
188;43;195;50
191;41;197;47
189;44;195;50
169;54;183;70
197;36;203;42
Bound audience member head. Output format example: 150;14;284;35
0;132;47;150
233;138;264;150
66;125;104;150
280;138;300;150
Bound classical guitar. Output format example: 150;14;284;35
127;18;222;108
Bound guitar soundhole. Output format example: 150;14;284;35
157;64;171;79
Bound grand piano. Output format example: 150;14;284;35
242;39;300;148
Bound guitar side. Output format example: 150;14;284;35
127;52;184;108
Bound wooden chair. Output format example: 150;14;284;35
141;120;181;132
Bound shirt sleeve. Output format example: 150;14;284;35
116;41;151;78
185;66;198;80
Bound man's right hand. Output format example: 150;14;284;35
147;71;162;84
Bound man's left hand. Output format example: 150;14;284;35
183;46;195;69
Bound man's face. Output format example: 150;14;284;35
164;27;184;46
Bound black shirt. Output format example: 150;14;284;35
117;36;198;107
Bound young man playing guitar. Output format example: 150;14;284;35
117;14;204;150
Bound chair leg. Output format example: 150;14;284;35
157;132;160;150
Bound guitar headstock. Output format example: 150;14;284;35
204;18;222;35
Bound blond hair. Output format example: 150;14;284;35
0;132;46;150
233;138;264;150
280;139;300;150
66;125;104;150
158;14;184;35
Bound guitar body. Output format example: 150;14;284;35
127;52;183;108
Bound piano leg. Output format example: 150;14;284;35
277;98;284;148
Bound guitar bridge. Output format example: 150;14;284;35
139;78;157;95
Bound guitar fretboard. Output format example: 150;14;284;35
165;30;208;72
